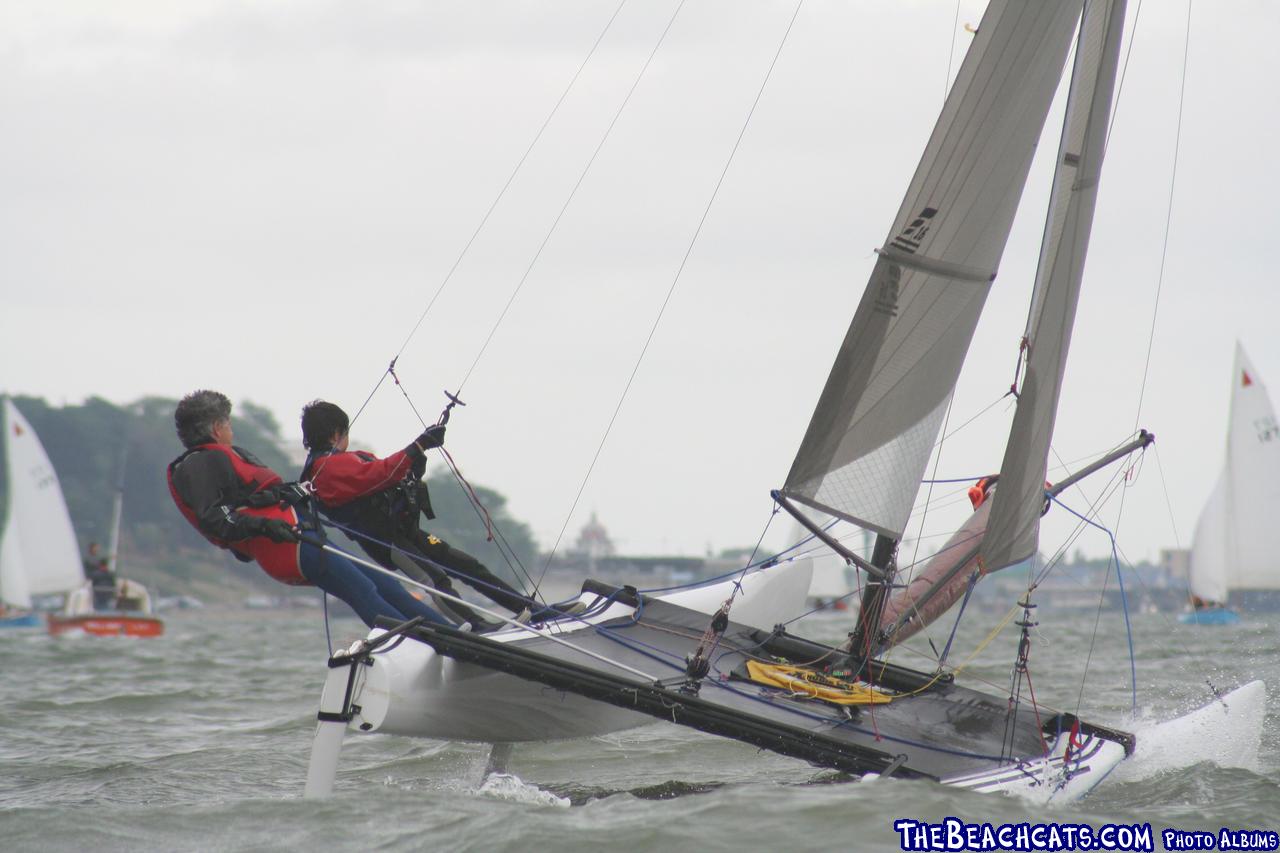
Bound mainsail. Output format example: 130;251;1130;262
0;399;85;609
1189;344;1280;599
864;0;1131;644
981;0;1130;571
782;1;1086;538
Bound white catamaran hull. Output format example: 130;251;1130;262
314;561;812;742
943;679;1267;803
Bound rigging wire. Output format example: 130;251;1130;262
532;0;807;590
1051;495;1138;713
888;395;957;670
942;0;964;102
392;0;631;363
303;7;633;518
1151;442;1181;550
381;366;543;600
453;0;691;396
1130;0;1193;431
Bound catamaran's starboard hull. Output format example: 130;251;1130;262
940;734;1128;803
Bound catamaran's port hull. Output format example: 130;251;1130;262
309;563;1137;803
320;560;813;743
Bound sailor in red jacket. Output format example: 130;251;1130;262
300;400;557;626
167;390;451;629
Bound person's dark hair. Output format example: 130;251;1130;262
174;390;232;449
301;400;350;451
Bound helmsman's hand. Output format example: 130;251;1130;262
416;424;446;450
259;518;301;543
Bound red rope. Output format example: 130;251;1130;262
439;446;495;542
1021;668;1051;756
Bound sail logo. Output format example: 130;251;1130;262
889;207;938;253
1254;416;1279;444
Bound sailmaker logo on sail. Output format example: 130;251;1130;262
889;206;938;253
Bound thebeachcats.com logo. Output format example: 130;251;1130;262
894;817;1280;852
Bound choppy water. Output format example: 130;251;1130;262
2;605;1276;852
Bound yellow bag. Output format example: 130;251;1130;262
745;660;893;705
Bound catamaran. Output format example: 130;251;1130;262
303;0;1265;802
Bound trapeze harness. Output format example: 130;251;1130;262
167;443;308;586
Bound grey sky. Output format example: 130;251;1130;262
2;1;1277;564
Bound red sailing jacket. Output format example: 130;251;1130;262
304;448;417;509
167;443;307;586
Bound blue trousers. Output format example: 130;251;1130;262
299;542;451;629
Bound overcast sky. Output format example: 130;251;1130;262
3;0;1277;568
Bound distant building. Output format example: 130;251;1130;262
1160;548;1191;584
571;512;615;572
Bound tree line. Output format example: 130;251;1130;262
1;395;539;598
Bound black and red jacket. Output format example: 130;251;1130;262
168;443;307;585
303;447;419;508
301;444;431;565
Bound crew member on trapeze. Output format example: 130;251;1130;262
299;400;570;628
167;390;451;629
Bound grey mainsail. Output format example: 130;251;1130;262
782;1;1085;538
981;0;1129;571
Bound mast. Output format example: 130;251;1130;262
846;534;896;668
106;448;127;574
980;0;1130;570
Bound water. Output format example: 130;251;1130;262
2;606;1276;851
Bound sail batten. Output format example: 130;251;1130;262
783;0;1085;538
981;0;1129;571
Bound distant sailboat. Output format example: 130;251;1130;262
47;445;164;638
1182;343;1280;623
0;399;86;628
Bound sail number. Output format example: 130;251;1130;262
1254;417;1279;444
875;264;901;317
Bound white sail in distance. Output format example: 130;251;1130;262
1189;474;1229;604
782;1;1085;539
1190;344;1280;599
0;399;85;609
981;0;1130;571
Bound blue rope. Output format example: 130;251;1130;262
1046;494;1138;713
937;569;979;668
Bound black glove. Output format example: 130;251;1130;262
257;518;301;543
239;490;279;509
416;424;446;450
275;482;311;507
